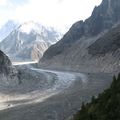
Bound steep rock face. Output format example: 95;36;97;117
42;0;120;60
88;25;120;56
0;21;61;61
31;41;50;60
41;24;120;73
84;0;120;36
41;0;120;73
0;50;18;86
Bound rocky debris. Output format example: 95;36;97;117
0;72;113;120
15;67;57;93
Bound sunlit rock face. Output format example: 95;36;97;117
31;41;50;60
40;0;120;73
0;50;18;86
0;21;62;61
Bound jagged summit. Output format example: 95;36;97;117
18;21;46;35
0;21;62;61
17;21;60;43
19;21;40;34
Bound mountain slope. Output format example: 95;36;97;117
0;21;61;61
0;50;18;86
0;20;18;41
88;24;120;56
72;74;120;120
40;0;120;73
41;24;120;73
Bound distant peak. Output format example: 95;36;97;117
22;21;37;26
18;21;43;34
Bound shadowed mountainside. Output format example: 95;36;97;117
40;0;120;73
0;50;18;86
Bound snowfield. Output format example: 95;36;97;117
12;61;38;66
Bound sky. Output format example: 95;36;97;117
0;0;102;32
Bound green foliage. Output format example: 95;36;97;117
72;73;120;120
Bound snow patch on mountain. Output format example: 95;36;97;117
0;21;62;61
19;21;42;34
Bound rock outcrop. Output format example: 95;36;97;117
0;50;18;86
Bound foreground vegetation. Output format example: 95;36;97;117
73;73;120;120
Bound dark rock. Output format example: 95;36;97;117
0;50;18;86
88;24;120;56
0;50;11;66
41;0;120;61
0;50;11;74
40;0;120;73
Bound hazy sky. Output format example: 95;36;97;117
0;0;102;32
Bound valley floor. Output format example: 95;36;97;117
0;65;113;120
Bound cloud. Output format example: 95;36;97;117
0;0;102;32
14;0;102;26
8;0;29;6
57;0;64;3
0;0;7;6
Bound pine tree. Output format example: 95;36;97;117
72;73;120;120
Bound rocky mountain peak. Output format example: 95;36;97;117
0;21;62;61
40;0;120;73
84;0;120;36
